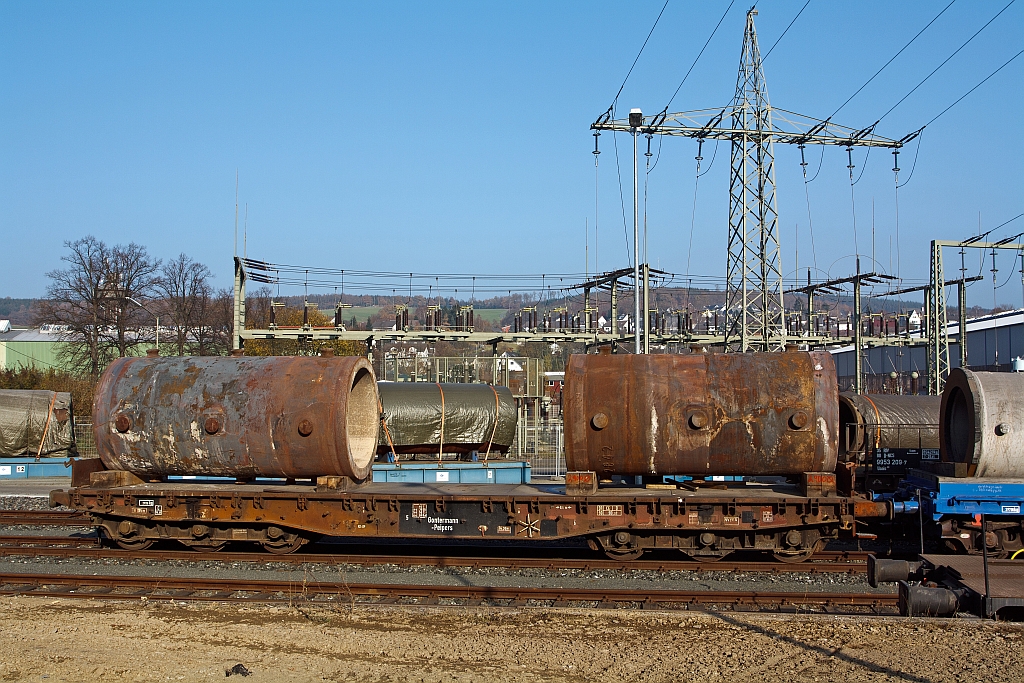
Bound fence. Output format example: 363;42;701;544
513;420;565;479
73;421;97;458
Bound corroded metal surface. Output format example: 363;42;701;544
93;356;379;480
838;393;940;459
941;368;1024;477
563;350;838;476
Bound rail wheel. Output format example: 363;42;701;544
603;547;645;561
684;551;733;562
772;548;816;563
260;527;311;555
115;537;155;551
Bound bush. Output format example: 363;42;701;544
0;367;96;417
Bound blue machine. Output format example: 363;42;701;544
890;468;1024;554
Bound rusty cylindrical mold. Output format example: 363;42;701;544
563;350;838;477
838;393;940;461
941;368;1024;477
94;356;379;480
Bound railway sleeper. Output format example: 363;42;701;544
93;518;316;554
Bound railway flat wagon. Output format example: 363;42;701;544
51;464;886;561
49;351;893;561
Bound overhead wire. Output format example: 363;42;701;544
603;0;671;114
923;46;1024;128
829;0;956;119
761;0;812;62
876;0;1016;125
661;0;736;112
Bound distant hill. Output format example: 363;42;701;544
0;298;35;325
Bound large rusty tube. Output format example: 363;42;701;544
838;393;940;460
564;350;838;477
941;368;1024;477
93;355;379;480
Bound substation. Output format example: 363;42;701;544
4;8;1024;623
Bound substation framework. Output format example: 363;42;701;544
591;8;919;353
228;10;1005;396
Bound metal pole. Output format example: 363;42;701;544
958;280;968;369
632;125;641;354
982;513;991;618
643;263;650;354
610;279;618;336
854;259;863;394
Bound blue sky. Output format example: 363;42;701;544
1;1;1021;308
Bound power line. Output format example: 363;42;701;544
829;0;956;119
877;0;1016;124
761;0;812;62
662;0;735;111
924;47;1024;127
604;0;671;114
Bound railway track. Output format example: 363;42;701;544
0;510;90;526
0;571;899;614
0;533;871;573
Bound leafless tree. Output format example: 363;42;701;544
197;288;234;356
34;237;160;378
156;254;213;356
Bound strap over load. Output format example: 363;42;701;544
0;390;75;457
378;382;518;455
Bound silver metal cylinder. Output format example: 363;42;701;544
941;368;1024;477
838;393;940;460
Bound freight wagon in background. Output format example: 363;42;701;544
51;349;894;561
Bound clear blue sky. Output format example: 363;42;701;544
2;1;1021;308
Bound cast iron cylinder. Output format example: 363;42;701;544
941;368;1024;477
93;355;380;480
838;393;940;460
563;350;838;477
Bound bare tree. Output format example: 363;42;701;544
34;237;160;377
198;288;234;356
156;254;212;356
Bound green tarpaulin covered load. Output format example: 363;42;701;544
378;383;517;455
0;390;76;457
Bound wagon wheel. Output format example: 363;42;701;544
261;538;306;555
685;551;733;562
604;547;645;561
772;548;817;563
773;539;824;564
115;537;155;551
181;540;227;552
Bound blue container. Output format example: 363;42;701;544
371;460;531;485
0;457;73;478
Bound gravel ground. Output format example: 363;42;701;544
0;597;1020;682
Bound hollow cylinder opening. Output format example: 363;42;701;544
837;398;860;458
346;367;379;471
944;386;972;463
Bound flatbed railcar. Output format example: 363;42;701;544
50;464;888;561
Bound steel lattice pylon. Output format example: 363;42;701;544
725;9;783;351
592;8;915;353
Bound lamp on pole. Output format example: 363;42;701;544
127;297;159;352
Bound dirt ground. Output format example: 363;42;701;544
0;597;1020;683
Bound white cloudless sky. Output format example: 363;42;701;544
1;1;1021;308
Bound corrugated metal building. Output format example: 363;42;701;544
830;308;1024;392
0;324;68;371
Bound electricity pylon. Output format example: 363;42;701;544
593;8;916;351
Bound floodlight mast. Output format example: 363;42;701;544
592;8;912;352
